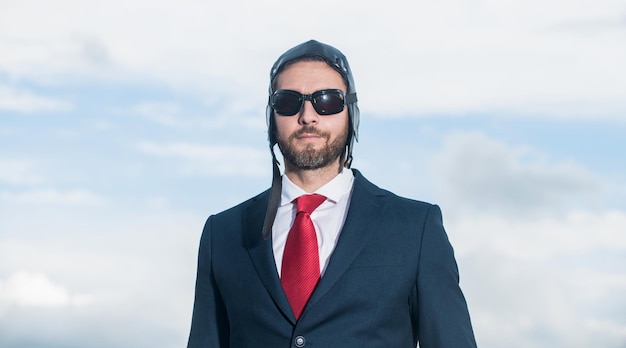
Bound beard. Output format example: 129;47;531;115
278;125;348;170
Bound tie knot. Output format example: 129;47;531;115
295;194;326;214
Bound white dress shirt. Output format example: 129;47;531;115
272;169;355;276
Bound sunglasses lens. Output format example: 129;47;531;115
313;91;345;115
271;89;346;116
271;92;301;116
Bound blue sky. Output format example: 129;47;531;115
1;1;625;347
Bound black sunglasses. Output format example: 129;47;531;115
270;89;352;116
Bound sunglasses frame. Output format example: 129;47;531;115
270;89;347;116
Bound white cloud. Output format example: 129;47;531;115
0;208;201;347
427;131;626;347
138;141;269;177
121;100;266;131
0;271;93;309
0;0;624;119
450;209;626;348
449;210;626;261
126;101;185;127
0;158;46;185
0;85;73;113
433;131;603;216
0;188;104;205
584;319;626;345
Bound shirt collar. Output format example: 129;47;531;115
280;169;354;206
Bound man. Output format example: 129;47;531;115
187;40;477;348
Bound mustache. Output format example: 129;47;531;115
289;126;330;140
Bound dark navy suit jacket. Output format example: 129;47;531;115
188;169;477;347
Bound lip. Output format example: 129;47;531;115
297;133;322;140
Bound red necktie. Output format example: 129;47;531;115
281;194;326;320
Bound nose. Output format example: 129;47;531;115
298;100;319;125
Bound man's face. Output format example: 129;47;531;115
273;60;349;172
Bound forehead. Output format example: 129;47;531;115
274;61;347;93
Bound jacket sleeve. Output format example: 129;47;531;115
415;204;477;347
187;216;230;348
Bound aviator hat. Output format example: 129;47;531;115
262;40;360;239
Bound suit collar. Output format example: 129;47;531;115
243;191;296;323
243;169;388;322
306;169;387;310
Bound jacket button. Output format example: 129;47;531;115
294;335;306;347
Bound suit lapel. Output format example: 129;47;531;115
306;171;387;310
242;171;387;322
243;192;296;323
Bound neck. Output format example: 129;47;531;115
284;160;343;193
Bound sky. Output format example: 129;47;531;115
1;0;625;347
